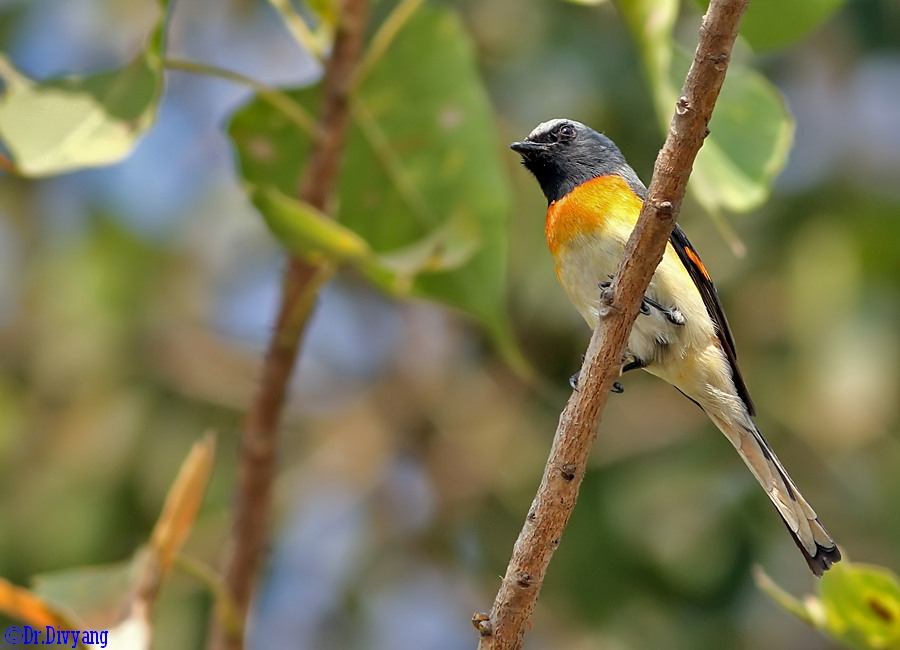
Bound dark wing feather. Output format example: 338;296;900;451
669;225;755;415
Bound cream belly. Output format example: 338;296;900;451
553;230;732;405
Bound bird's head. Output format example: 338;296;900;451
511;119;645;204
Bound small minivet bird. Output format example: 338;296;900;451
511;118;841;576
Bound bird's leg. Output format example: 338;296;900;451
622;357;646;373
641;295;685;326
570;354;632;394
572;371;627;394
609;356;646;393
572;353;646;393
598;276;682;324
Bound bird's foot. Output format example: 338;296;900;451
599;276;684;326
570;353;628;395
622;358;647;374
572;371;626;394
640;295;685;326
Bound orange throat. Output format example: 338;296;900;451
545;174;644;256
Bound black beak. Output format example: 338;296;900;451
510;140;545;155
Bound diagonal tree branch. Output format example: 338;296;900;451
473;0;750;648
208;1;369;649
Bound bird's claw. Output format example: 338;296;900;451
640;295;685;326
600;275;682;326
572;372;625;394
569;371;580;391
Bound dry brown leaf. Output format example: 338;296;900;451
149;431;217;572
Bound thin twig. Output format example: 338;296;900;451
163;58;316;135
267;0;326;61
176;555;244;640
474;1;750;648
207;1;369;649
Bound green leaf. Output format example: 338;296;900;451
697;0;848;51
250;185;374;264
230;5;522;365
757;562;900;650
249;184;485;307
673;48;794;213
306;0;338;24
32;561;135;626
616;0;793;214
377;210;481;277
0;3;166;177
616;0;679;114
741;0;846;51
820;563;900;650
227;87;316;195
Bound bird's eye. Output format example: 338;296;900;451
557;124;576;140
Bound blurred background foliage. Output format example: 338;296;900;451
0;0;898;648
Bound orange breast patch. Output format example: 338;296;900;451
545;174;643;255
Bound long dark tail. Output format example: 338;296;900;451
708;412;841;576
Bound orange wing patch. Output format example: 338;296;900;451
683;244;711;281
545;175;643;256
